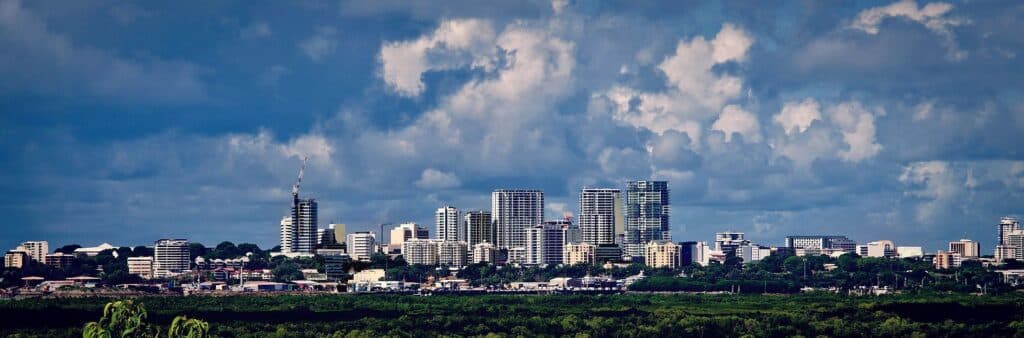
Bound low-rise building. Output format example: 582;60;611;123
346;232;377;262
4;250;29;269
563;242;596;265
897;246;923;258
73;243;118;257
472;242;496;264
16;241;48;262
949;239;980;258
402;239;439;265
44;252;75;270
934;250;962;269
437;241;468;268
736;244;772;262
127;256;154;279
645;240;681;269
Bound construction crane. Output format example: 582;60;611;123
292;156;308;196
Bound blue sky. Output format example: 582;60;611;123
2;0;1023;253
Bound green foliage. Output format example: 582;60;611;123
82;300;151;338
167;316;209;338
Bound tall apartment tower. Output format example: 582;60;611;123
292;198;318;254
153;239;190;278
624;180;670;259
578;188;623;245
464;211;493;247
17;241;48;262
491;189;544;250
436;206;461;242
525;222;565;266
280;216;295;253
999;217;1020;246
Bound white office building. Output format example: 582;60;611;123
154;239;190;278
127;256;154;279
346;232;377;262
402;239;439;266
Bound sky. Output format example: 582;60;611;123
1;0;1023;253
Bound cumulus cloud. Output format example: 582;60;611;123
711;105;761;143
299;25;338;62
775;98;822;135
605;24;753;144
850;0;967;61
829;102;883;162
414;168;462;189
379;19;497;97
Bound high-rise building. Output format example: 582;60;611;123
330;223;346;247
714;232;749;257
16;241;48;262
525;222;565;266
436;206;461;242
464;211;493;247
999;217;1020;246
402;239;439;265
346;232;377;262
279;216;295;253
127;256;154;279
624;180;669;259
563;242;597;266
437;241;469;268
995;245;1018;262
292;198;318;254
949;239;980;258
578;188;623;245
472;242;496;264
391;223;429;253
153;239;190;278
491;189;544;250
645;240;681;268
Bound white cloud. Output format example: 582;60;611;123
829;102;883;162
241;21;272;39
899;161;956;223
414;168;462;189
605;24;753;146
379;19;497;97
711;105;761;143
774;98;822;135
299;25;338;62
850;0;967;61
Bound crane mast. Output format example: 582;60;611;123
292;156;308;196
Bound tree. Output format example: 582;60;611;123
188;243;207;260
783;256;805;275
131;246;154;257
83;300;153;338
55;244;81;255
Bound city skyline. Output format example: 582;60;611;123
2;0;1024;253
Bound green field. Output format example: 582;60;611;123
3;292;1024;337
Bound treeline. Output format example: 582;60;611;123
2;293;1024;337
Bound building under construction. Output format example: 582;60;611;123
280;157;318;254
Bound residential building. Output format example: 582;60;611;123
279;216;295;253
472;242;497;264
491;189;544;250
437;241;469;268
463;211;493;247
153;239;190;278
624;180;670;259
645;240;682;269
346;232;377;262
507;247;527;264
525;222;565;265
402;239;439;265
578;188;623;245
736;244;772;262
390;223;429;253
999;217;1020;246
44;253;74;270
715;232;750;257
949;239;980;258
292;198;318;254
436;206;461;242
564;242;597;266
934;250;962;269
996;245;1019;262
16;241;48;262
897;246;923;258
4;250;28;269
784;236;856;252
127;256;154;279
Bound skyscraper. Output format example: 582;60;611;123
464;211;493;247
525;221;565;266
578;188;623;245
436;206;461;241
292;198;318;254
624;180;670;259
491;189;544;250
999;217;1020;246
